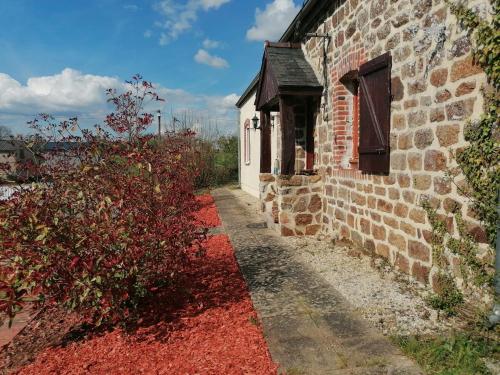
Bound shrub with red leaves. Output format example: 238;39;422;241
15;235;278;375
0;76;205;326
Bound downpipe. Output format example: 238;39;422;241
488;189;500;326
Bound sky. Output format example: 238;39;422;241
0;0;302;135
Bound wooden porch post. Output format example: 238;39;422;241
279;96;296;175
305;97;315;170
260;110;271;173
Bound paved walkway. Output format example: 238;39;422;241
213;188;422;375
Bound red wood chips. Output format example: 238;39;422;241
16;195;277;375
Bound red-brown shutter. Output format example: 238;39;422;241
358;52;392;174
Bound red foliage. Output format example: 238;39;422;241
0;77;205;325
17;234;278;375
0;134;204;325
105;75;164;141
194;194;222;228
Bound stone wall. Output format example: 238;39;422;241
260;173;280;229
300;0;489;291
260;174;323;237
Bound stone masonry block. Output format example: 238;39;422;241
424;150;447;171
412;262;430;283
408;240;430;262
389;231;406;251
450;56;482;82
436;124;460;147
295;214;313;226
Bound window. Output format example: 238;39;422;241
339;71;359;169
358;52;392;174
244;119;251;165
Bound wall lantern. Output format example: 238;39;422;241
252;114;260;130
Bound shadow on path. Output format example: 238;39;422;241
213;188;422;375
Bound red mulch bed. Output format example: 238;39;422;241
1;194;277;374
194;194;222;228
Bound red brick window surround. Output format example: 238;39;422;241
339;70;360;169
331;48;365;171
243;119;251;165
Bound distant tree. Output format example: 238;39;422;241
0;125;12;138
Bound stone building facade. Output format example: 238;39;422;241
239;0;489;292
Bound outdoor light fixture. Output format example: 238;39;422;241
252;114;260;130
271;115;275;128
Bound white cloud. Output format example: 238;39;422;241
199;0;230;10
159;90;238;118
221;93;239;107
153;0;230;45
0;68;121;114
246;0;300;42
194;49;229;69
202;38;221;49
123;4;139;11
0;69;238;135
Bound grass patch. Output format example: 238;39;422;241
394;332;499;374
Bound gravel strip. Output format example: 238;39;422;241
285;235;457;337
238;190;455;337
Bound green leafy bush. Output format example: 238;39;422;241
193;135;238;189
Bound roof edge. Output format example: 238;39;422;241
235;74;259;108
279;0;317;42
237;0;327;109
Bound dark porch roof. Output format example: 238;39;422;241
267;46;322;89
255;43;323;111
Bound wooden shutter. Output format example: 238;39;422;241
358;52;392;174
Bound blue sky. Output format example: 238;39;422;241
0;0;301;134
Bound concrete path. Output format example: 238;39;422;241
213;188;422;375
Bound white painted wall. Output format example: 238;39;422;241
239;92;260;198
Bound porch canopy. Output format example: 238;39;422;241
255;42;323;175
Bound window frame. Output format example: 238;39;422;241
244;119;251;165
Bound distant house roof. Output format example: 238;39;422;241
0;140;22;152
44;141;80;151
235;74;260;108
0;140;80;154
255;43;322;111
